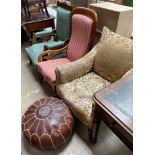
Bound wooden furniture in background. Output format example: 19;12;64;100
102;0;124;5
21;0;49;21
92;70;133;150
22;12;55;44
89;2;133;38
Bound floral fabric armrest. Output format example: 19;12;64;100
55;45;97;85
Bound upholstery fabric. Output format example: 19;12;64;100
94;27;133;82
123;68;133;78
56;27;133;129
34;6;71;42
35;27;53;38
26;6;71;65
67;14;93;61
56;45;97;85
22;97;74;150
37;12;95;86
56;6;71;41
57;72;111;127
25;41;64;65
37;58;71;85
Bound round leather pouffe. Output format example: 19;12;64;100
22;97;74;150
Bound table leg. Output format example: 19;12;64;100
92;116;101;144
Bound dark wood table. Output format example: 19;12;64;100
21;12;55;43
92;70;133;150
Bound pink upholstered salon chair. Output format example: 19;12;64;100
37;7;97;91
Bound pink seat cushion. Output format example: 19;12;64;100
67;14;93;61
37;58;71;84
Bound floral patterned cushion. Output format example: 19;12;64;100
56;45;97;85
94;26;133;82
56;72;111;127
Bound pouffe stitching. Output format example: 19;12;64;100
22;97;74;150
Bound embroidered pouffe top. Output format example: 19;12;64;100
22;97;74;150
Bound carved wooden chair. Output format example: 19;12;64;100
36;7;97;91
25;1;72;65
33;1;73;43
55;26;133;142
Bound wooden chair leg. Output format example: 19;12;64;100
88;128;93;143
43;0;49;17
32;32;37;44
39;74;44;83
28;57;32;64
38;0;44;14
92;117;101;144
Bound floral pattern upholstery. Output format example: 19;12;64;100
56;26;133;128
56;45;97;85
94;27;133;82
56;72;111;127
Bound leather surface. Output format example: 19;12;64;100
22;97;74;150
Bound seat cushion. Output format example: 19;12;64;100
25;41;64;65
35;27;53;38
94;26;133;82
37;58;71;85
56;72;111;127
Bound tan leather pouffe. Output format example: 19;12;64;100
22;97;74;150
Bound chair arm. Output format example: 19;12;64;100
38;43;69;62
44;38;70;51
55;45;97;85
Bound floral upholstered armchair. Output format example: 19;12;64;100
55;26;133;142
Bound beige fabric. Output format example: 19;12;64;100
56;72;111;127
56;27;133;128
55;45;97;85
122;68;133;78
94;27;133;82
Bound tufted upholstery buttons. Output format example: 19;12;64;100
22;97;74;150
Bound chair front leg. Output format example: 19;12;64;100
91;116;101;144
88;128;93;143
28;56;32;64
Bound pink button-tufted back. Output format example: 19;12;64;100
67;14;93;61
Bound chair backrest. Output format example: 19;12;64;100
56;1;72;41
67;7;97;61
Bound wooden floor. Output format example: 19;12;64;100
21;42;132;155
